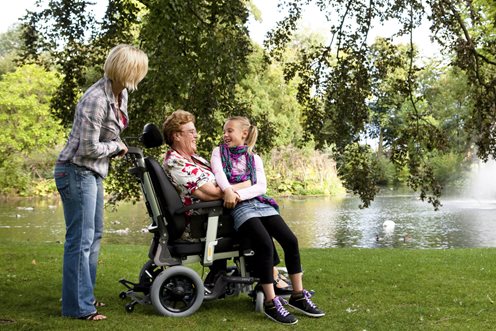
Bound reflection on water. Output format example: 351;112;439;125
279;194;496;248
1;194;496;249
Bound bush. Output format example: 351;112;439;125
264;144;345;197
0;64;63;197
375;155;397;186
428;151;468;188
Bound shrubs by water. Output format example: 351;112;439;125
264;144;346;197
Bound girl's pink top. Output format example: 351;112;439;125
210;146;267;201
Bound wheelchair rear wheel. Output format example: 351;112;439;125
151;266;205;317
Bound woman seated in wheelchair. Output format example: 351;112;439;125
161;110;324;325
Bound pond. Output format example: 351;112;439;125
2;192;496;249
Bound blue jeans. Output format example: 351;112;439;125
54;162;104;318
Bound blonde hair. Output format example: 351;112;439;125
162;109;196;146
104;44;148;91
227;116;258;154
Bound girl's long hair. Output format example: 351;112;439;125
227;116;258;154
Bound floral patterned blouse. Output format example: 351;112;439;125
162;149;217;213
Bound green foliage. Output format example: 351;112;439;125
374;155;397;187
264;144;345;197
106;155;149;206
236;45;304;151
0;156;31;196
0;64;63;195
419;64;474;154
428;0;496;161
0;25;24;76
375;151;468;190
427;151;468;188
19;0;142;127
136;0;252;154
13;0;492;206
264;0;496;209
20;0;98;127
339;143;380;208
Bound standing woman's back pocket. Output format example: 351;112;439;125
54;165;71;201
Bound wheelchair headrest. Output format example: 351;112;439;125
140;123;164;148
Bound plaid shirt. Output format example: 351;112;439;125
57;77;128;178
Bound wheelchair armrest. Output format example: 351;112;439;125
175;200;223;215
127;146;143;156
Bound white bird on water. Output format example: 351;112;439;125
383;220;396;233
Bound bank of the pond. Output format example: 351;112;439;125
1;242;495;330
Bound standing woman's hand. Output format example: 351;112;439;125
116;141;128;157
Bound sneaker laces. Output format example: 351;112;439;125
273;297;291;317
302;289;317;309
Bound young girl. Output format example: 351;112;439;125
211;116;324;325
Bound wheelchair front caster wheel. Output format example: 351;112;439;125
125;303;135;313
255;290;264;313
119;291;127;300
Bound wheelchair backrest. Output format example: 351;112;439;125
144;157;186;241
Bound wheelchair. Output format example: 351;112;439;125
118;123;274;317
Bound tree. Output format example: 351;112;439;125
134;0;253;154
0;64;63;194
428;0;496;161
20;0;98;127
265;0;496;208
236;44;304;151
17;0;259;203
19;0;142;127
0;26;25;76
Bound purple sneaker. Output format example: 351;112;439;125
288;289;325;317
264;296;298;325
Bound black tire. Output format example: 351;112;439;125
150;266;204;317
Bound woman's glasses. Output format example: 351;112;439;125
180;129;197;135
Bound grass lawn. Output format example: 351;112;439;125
1;241;495;331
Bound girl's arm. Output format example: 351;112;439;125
232;180;252;190
210;147;232;191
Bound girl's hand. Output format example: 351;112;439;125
223;187;239;209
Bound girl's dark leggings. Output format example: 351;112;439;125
238;214;302;284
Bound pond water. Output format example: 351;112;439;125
2;192;496;249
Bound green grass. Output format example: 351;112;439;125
1;241;495;330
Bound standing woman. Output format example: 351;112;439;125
54;44;148;321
